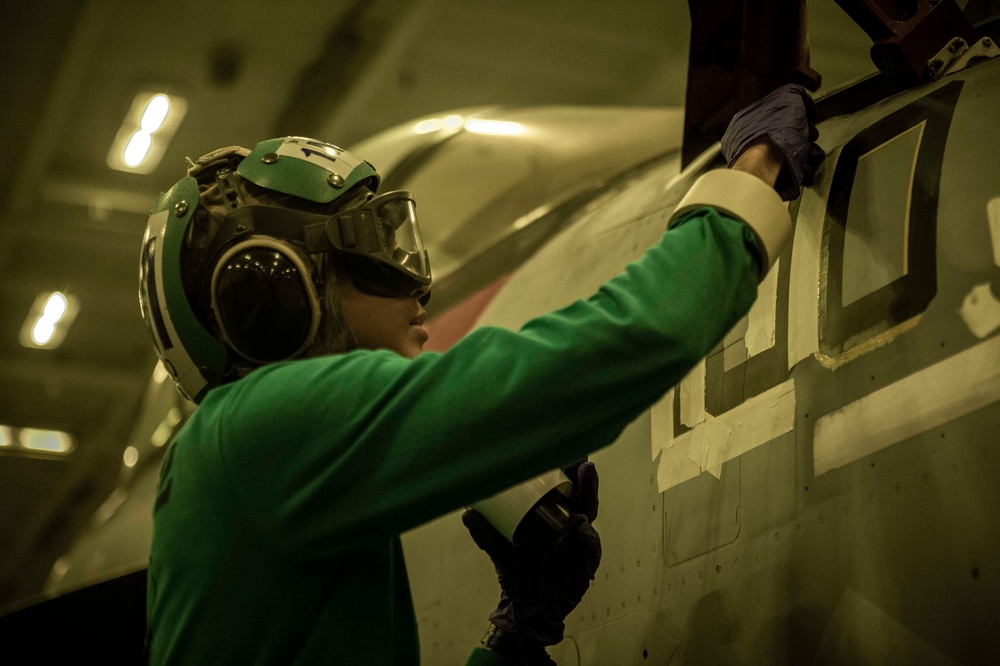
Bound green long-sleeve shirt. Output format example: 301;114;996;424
146;203;765;665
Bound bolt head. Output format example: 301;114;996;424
328;173;345;188
261;152;279;164
173;200;189;216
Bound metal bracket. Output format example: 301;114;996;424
928;36;1000;80
834;0;980;87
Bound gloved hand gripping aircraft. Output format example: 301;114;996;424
5;1;1000;663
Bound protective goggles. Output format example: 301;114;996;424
212;190;432;297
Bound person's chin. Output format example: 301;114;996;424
394;328;426;358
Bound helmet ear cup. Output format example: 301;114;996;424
210;237;322;364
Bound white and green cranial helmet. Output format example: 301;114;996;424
138;136;432;403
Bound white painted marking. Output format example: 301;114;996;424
989;196;1000;267
649;388;674;460
959;283;1000;339
679;359;706;427
788;149;835;369
747;257;779;357
657;378;796;492
814;335;1000;476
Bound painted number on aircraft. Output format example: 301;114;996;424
819;81;963;361
668;81;965;458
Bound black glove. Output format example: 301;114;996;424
720;83;825;201
463;461;602;647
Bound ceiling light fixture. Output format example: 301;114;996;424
108;92;187;174
20;291;80;349
19;428;75;454
464;119;524;136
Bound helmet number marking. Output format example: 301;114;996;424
276;137;364;173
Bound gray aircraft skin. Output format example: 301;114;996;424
16;18;1000;666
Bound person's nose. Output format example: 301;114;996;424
411;285;431;306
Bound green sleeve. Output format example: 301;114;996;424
210;207;762;558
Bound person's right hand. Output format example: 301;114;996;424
721;84;825;201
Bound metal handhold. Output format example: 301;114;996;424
262;152;279;164
174;200;189;217
328;173;345;188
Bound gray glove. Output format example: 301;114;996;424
720;83;825;201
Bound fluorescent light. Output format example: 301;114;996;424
20;291;79;349
20;429;75;454
32;319;57;346
443;114;464;130
0;426;11;447
464;119;525;136
413;118;444;134
43;292;67;320
123;131;153;167
140;95;170;132
107;92;187;174
151;408;183;448
123;446;139;467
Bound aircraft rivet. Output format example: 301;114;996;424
929;58;944;72
949;39;962;53
262;152;279;164
173;200;188;216
984;38;993;48
328;173;345;188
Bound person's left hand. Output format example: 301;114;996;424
721;83;825;201
462;461;602;646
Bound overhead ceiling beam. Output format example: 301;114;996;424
40;179;156;217
5;0;112;217
316;0;442;145
0;356;148;395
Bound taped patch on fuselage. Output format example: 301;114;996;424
679;359;706;428
650;388;674;460
658;378;795;491
746;256;779;357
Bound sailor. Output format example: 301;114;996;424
140;84;821;665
